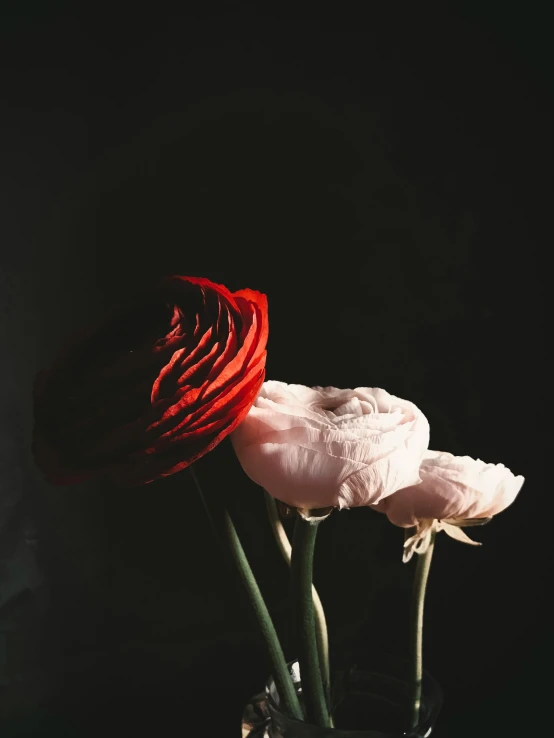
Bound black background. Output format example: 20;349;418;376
0;3;550;736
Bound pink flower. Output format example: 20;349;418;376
373;450;525;561
232;381;430;511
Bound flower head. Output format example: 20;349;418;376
232;381;430;510
373;450;524;561
33;276;268;486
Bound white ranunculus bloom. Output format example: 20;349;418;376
232;381;430;511
372;450;525;561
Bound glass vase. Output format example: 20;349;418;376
242;654;442;738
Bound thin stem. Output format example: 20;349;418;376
189;466;223;552
264;492;331;692
291;516;331;728
409;529;436;731
189;468;303;722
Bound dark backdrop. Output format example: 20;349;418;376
1;4;550;737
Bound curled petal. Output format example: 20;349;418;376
297;507;334;523
439;521;481;547
402;518;482;563
403;519;437;563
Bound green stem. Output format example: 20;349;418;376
264;492;331;692
409;529;436;731
189;466;224;554
189;468;303;722
291;515;331;728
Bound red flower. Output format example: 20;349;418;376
33;276;268;486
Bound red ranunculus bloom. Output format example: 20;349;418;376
33;276;268;486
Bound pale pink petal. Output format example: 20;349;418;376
339;449;424;508
234;440;369;509
439;522;481;546
375;449;524;528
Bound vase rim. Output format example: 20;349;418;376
264;657;443;737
